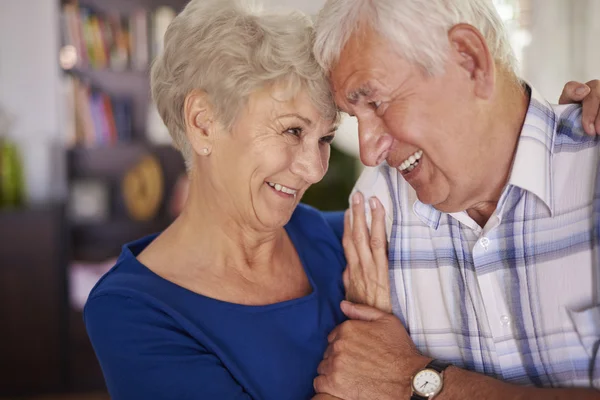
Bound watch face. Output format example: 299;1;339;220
412;368;443;397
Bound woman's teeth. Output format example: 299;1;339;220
267;182;297;195
398;149;423;172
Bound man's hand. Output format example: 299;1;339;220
313;301;429;400
559;80;600;135
343;192;391;313
314;302;600;400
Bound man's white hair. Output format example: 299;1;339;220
314;0;517;76
151;0;337;169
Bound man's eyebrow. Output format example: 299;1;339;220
276;113;313;126
347;86;373;105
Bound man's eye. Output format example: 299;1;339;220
285;127;303;136
369;101;382;110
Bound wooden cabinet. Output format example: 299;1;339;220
0;205;68;396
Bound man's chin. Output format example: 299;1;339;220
414;190;458;213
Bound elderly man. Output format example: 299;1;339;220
312;0;600;399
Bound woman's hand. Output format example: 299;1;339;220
342;192;392;313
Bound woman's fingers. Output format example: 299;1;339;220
368;196;391;312
342;210;359;267
351;192;375;271
368;197;388;278
341;192;392;311
342;209;359;300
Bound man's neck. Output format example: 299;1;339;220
466;78;530;227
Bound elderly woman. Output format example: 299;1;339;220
84;0;343;399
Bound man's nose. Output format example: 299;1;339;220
357;119;394;167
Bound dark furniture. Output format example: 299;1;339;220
0;205;69;396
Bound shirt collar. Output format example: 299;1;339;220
504;84;555;214
413;83;556;229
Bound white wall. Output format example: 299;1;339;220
523;0;600;101
0;0;64;204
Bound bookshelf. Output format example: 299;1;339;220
58;0;188;393
60;0;186;145
59;0;188;258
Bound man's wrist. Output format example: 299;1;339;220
402;356;434;398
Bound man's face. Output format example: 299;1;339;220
330;27;491;213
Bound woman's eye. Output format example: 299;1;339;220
285;127;303;136
320;135;335;144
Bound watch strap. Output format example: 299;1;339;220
426;359;451;374
410;395;428;400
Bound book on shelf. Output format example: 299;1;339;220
60;1;175;72
63;74;133;147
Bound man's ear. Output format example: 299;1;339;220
184;89;216;155
448;23;495;100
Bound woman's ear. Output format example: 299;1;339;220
184;89;216;156
448;23;495;100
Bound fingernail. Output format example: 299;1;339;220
576;86;589;96
352;192;361;205
369;197;377;209
590;123;596;133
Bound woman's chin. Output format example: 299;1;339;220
255;205;296;230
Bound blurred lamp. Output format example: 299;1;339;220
59;45;78;70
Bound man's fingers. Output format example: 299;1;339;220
313;375;344;399
327;326;340;343
312;394;343;400
558;81;590;104
582;80;600;135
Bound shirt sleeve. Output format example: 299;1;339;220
84;294;253;400
350;165;395;240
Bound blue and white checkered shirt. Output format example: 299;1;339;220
352;86;600;388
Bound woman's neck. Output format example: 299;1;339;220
169;175;288;275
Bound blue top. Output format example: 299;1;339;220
84;204;346;400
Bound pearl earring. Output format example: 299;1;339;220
201;147;211;155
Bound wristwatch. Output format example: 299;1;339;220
410;359;451;399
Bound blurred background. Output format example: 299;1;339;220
0;0;598;398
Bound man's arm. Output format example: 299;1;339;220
313;302;600;400
442;362;600;400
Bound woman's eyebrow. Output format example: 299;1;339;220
277;113;313;126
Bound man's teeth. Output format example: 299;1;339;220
399;150;423;172
267;182;298;195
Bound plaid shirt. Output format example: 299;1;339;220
352;86;600;388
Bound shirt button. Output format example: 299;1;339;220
500;315;511;326
480;237;490;250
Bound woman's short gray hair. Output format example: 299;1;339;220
314;0;517;77
151;0;338;168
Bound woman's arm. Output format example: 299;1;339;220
85;294;252;400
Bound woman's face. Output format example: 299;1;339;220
210;86;337;231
